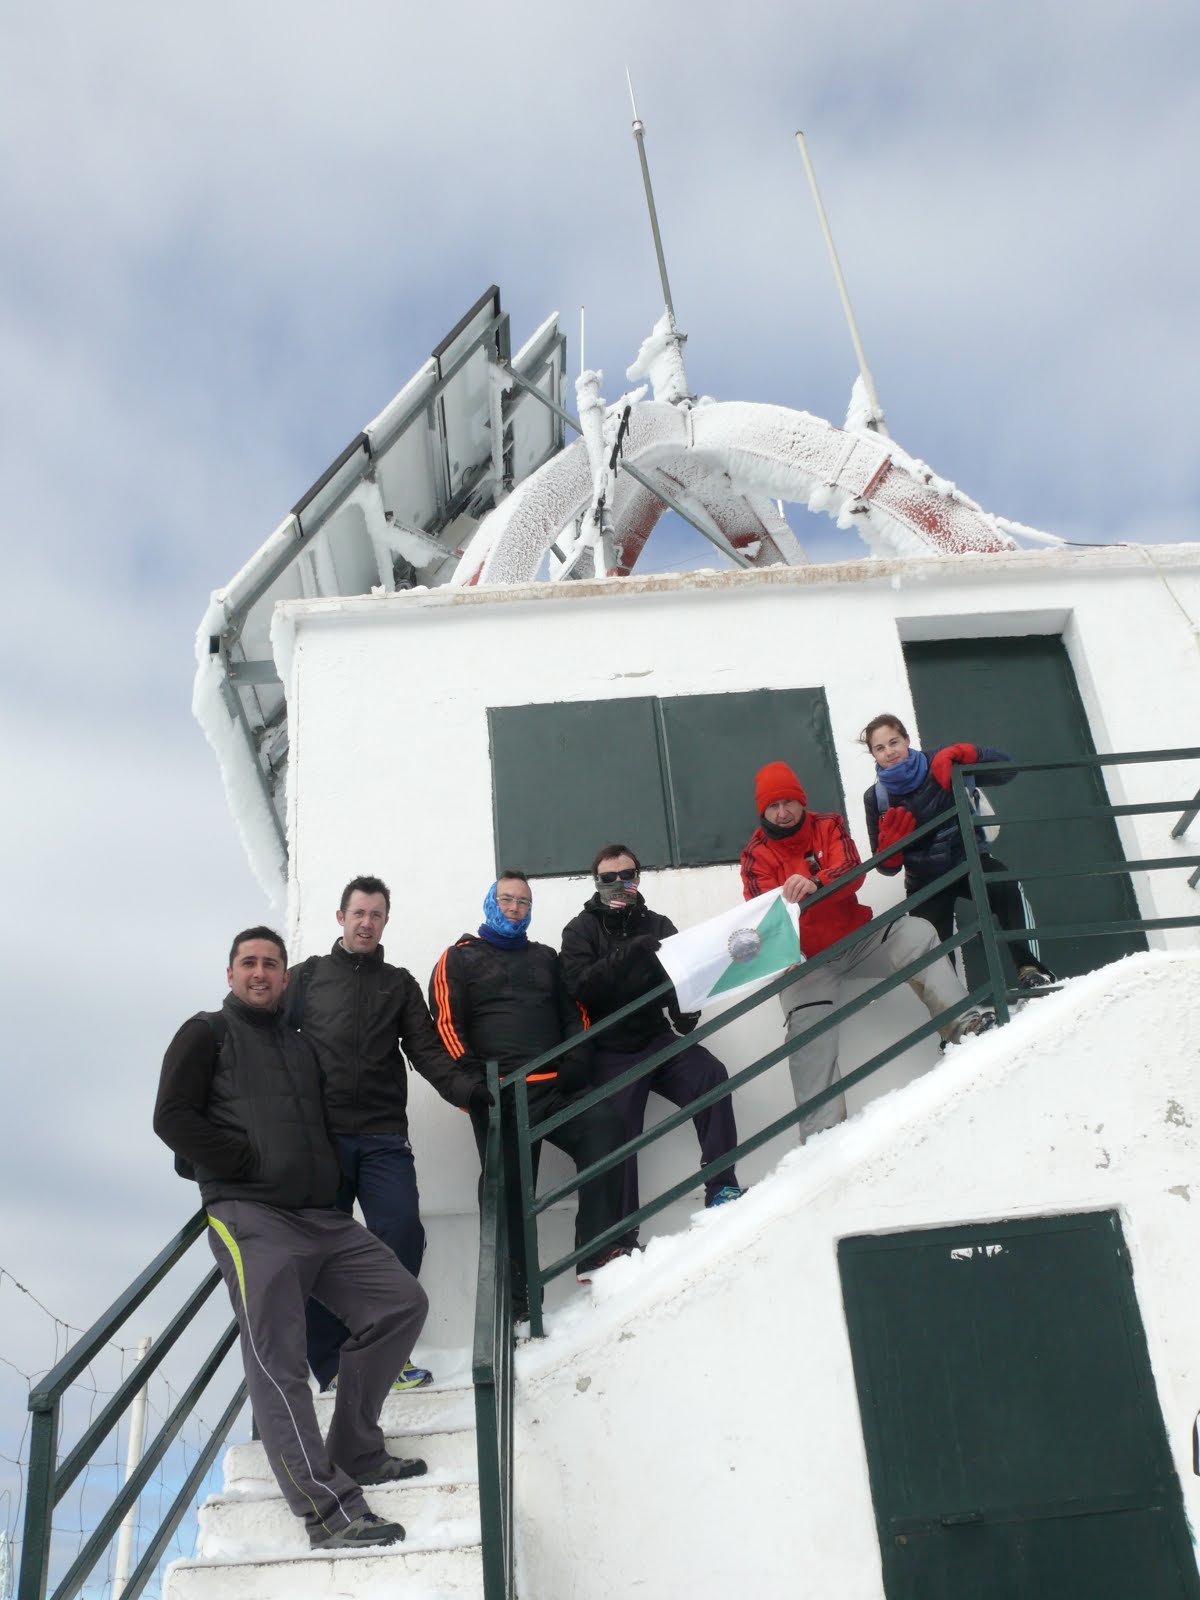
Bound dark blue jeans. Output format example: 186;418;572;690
305;1133;425;1391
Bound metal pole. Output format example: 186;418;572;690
794;131;887;435
628;69;676;322
112;1337;152;1599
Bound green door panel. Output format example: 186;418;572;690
488;697;671;876
658;688;843;867
903;636;1145;980
840;1213;1199;1600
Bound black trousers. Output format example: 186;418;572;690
916;852;1042;974
469;1078;624;1307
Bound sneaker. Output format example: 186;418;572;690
1018;964;1057;991
946;1008;998;1046
357;1453;427;1486
391;1361;433;1391
706;1185;747;1207
309;1511;405;1550
576;1245;634;1284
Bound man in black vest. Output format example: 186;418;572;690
287;876;490;1393
153;927;428;1551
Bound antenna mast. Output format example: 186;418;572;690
628;69;677;322
795;130;887;435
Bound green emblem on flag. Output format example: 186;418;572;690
707;893;800;997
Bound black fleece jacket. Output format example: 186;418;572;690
428;935;593;1089
559;892;698;1052
153;993;341;1209
287;941;477;1137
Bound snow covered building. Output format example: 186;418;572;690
183;287;1200;1598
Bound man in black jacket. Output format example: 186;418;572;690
287;875;490;1392
428;872;626;1313
153;927;428;1551
560;844;744;1245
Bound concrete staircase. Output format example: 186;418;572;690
164;1370;485;1598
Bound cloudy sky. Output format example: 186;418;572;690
1;0;1197;1543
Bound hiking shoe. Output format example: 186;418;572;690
576;1245;634;1284
392;1360;433;1391
946;1008;998;1046
309;1511;404;1550
1018;964;1057;991
357;1453;427;1486
706;1185;747;1207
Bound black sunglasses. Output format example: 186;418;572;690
597;867;639;884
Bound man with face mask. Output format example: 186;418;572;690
560;844;744;1246
428;873;627;1315
741;762;993;1144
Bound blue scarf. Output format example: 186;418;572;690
877;748;929;796
478;882;530;947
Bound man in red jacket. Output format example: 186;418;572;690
741;761;991;1143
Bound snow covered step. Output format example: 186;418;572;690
165;1526;484;1599
314;1378;476;1437
223;1419;476;1487
197;1476;480;1558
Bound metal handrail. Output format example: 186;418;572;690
18;1211;246;1600
472;1060;515;1600
486;747;1200;1336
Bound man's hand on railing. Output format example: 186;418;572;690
877;806;917;867
469;1083;495;1111
782;874;820;904
930;744;979;788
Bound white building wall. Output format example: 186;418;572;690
513;953;1200;1599
275;546;1200;1343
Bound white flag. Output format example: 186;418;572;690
658;888;803;1014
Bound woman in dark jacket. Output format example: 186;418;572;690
861;713;1055;990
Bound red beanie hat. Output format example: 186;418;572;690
755;761;807;814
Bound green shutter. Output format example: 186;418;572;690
490;688;846;876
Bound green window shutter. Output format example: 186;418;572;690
488;698;671;877
489;687;845;876
658;688;844;866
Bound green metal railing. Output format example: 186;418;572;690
485;746;1200;1340
472;1059;515;1600
470;745;1199;1593
17;750;1197;1600
17;1211;245;1600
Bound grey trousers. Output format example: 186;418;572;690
778;915;968;1144
207;1200;427;1538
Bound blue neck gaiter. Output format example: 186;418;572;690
878;748;929;796
478;882;531;947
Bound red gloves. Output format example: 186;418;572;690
930;743;978;789
876;806;916;867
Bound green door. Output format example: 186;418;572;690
904;636;1145;981
840;1213;1199;1600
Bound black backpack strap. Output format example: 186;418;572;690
284;955;320;1030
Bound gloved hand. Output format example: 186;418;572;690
876;806;916;868
468;1083;495;1113
674;1009;701;1036
930;743;978;789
